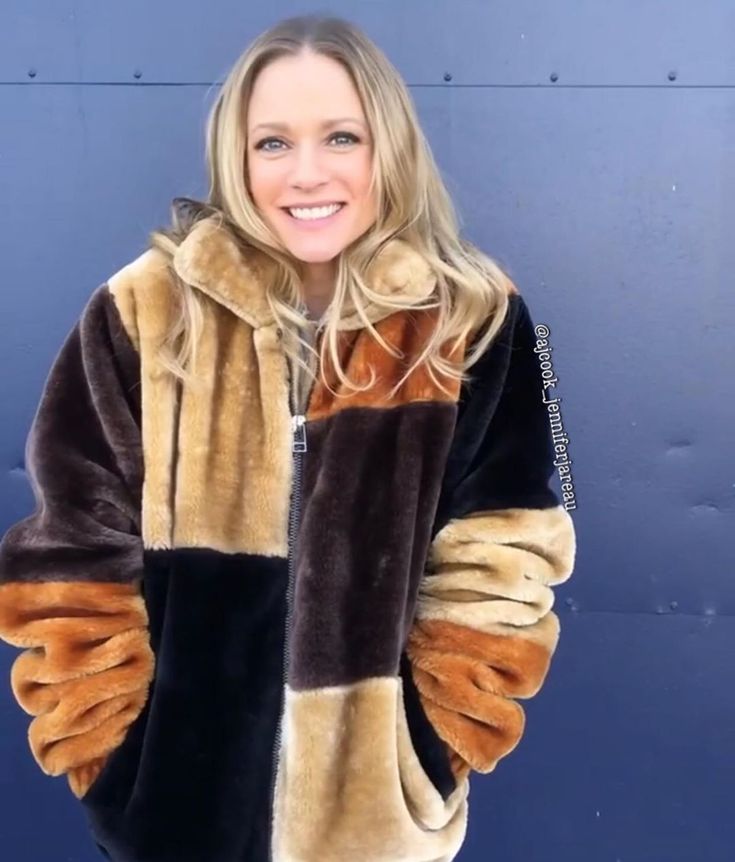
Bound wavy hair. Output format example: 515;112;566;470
148;13;517;400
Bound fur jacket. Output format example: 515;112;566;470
0;211;576;862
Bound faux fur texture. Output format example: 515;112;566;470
271;678;469;862
404;293;577;777
0;215;576;861
0;580;154;798
406;506;575;773
171;215;439;331
0;283;152;800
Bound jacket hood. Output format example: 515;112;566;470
171;214;439;331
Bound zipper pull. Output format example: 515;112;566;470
292;414;307;453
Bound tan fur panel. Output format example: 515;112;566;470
0;580;154;798
108;249;182;550
172;218;280;329
107;248;293;554
171;307;293;554
138;364;182;551
335;239;438;331
171;216;441;332
416;504;576;628
271;677;469;862
308;308;465;420
404;504;576;774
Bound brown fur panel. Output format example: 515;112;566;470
405;505;576;773
271;677;469;862
308;307;465;420
0;283;144;586
0;580;154;798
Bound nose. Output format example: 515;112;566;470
289;142;330;189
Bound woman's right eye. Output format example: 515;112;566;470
254;137;284;153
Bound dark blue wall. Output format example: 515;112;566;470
0;3;732;860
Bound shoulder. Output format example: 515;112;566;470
466;284;530;359
459;288;544;410
104;246;179;353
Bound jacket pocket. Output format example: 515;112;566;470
271;672;470;862
78;686;153;807
398;649;459;802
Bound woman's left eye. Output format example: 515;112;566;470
254;131;360;152
330;131;359;146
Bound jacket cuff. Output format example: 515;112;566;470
0;580;154;797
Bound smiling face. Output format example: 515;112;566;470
245;50;377;281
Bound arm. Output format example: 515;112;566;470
406;293;576;781
0;284;154;799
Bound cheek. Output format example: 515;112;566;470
342;169;374;222
348;158;376;213
246;158;281;207
356;182;378;224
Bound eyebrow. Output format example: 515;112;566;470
250;117;366;134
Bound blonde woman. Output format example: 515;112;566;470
0;14;576;862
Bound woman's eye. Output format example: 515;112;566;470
254;131;359;153
330;131;359;146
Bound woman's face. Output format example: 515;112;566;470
246;51;377;266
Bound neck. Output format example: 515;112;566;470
299;259;337;318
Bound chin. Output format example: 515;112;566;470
285;241;348;262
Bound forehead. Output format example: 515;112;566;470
247;53;366;130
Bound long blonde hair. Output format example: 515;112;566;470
148;13;516;400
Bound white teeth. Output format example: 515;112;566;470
288;203;343;220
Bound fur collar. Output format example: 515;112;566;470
172;215;438;331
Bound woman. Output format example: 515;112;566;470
0;14;576;862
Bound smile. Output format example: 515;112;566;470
281;203;346;228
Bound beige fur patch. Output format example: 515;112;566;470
404;504;577;773
271;676;469;862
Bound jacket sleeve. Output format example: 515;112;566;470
405;292;576;782
0;283;154;800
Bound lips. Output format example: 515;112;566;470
281;203;347;225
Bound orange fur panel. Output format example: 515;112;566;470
67;756;109;799
0;580;151;647
0;580;154;798
415;684;524;775
448;749;472;783
308;308;465;420
406;616;556;773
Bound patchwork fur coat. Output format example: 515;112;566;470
0;211;576;862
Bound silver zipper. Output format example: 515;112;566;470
268;314;323;862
